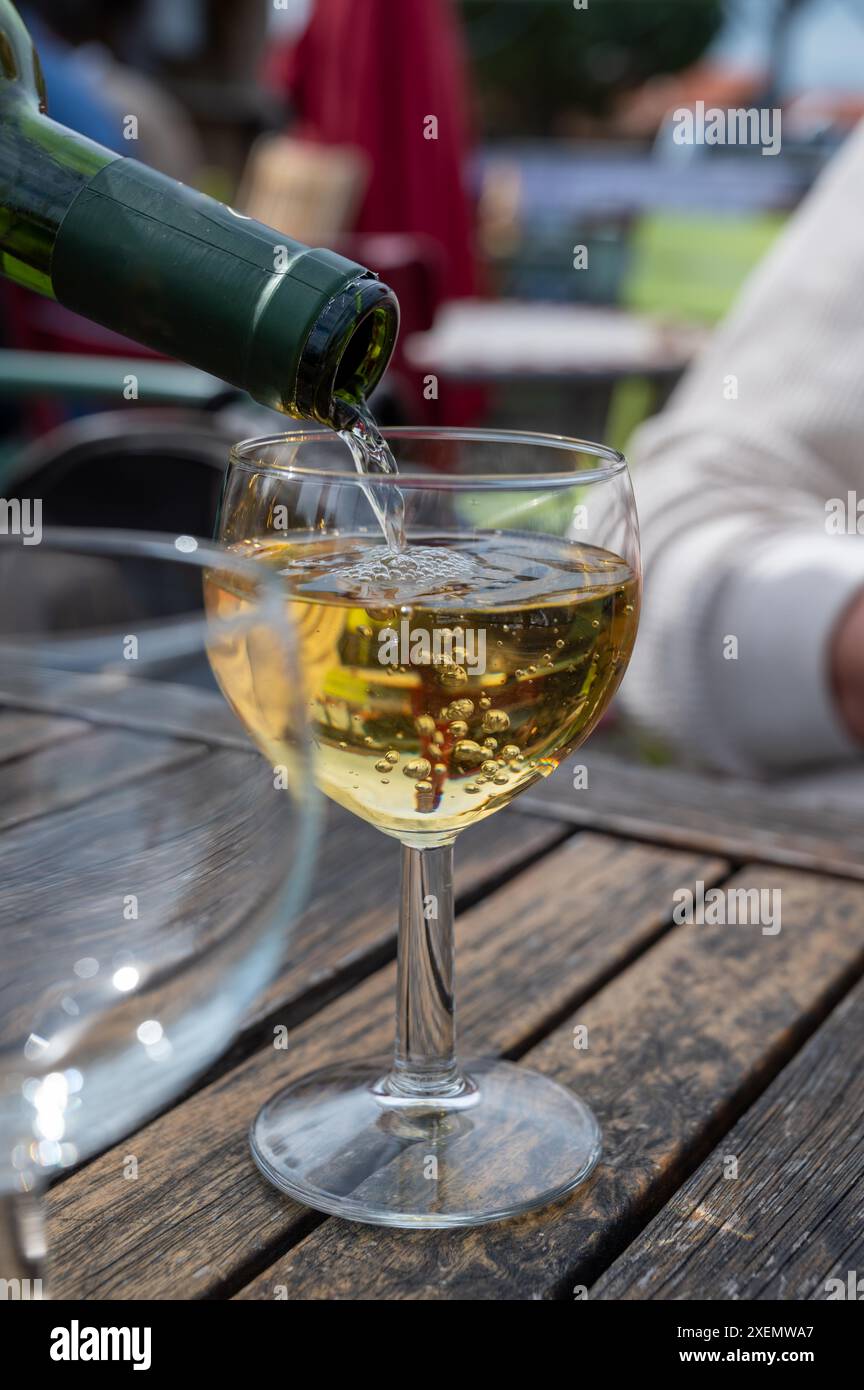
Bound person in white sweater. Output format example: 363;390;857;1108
620;119;864;775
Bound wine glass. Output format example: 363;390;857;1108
215;429;640;1227
0;529;317;1293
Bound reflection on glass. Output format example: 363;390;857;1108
0;530;317;1294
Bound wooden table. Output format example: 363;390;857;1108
3;683;862;1301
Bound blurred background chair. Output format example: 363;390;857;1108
4;410;233;538
237;133;369;245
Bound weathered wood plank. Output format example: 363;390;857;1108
0;710;89;764
47;835;726;1298
0;727;204;833
238;864;864;1300
0;672;251;750
590;977;864;1301
519;749;864;880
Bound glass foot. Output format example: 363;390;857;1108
250;1056;601;1228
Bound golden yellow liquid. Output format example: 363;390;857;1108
206;533;639;846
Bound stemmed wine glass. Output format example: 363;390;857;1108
0;529;317;1292
214;429;640;1227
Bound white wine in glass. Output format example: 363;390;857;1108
210;428;641;1227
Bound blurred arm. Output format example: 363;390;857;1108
620;121;864;773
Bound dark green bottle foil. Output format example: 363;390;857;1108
51;159;398;420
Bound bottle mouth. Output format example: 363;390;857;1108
294;277;400;427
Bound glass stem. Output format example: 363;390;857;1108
0;1190;47;1299
386;843;473;1101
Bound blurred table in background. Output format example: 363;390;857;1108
476;143;814;224
406;299;708;445
405;300;706;385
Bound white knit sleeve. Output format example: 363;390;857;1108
619;120;864;773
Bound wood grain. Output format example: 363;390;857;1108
237;864;864;1300
0;709;89;764
590;976;864;1300
520;749;864;880
0;727;204;834
47;835;725;1298
0;672;252;751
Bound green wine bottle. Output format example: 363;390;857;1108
0;1;398;424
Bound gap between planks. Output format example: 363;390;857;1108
588;973;864;1301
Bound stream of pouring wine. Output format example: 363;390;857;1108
338;403;407;553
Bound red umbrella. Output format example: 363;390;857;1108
281;0;479;307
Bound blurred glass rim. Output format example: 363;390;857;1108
0;526;297;647
228;427;629;489
0;526;289;590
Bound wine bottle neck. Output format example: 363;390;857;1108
0;0;399;422
50;157;398;420
0;4;115;294
0;0;45;110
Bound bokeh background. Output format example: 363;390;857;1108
4;1;852;454
4;0;863;776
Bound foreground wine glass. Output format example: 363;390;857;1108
0;529;316;1291
214;429;640;1227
